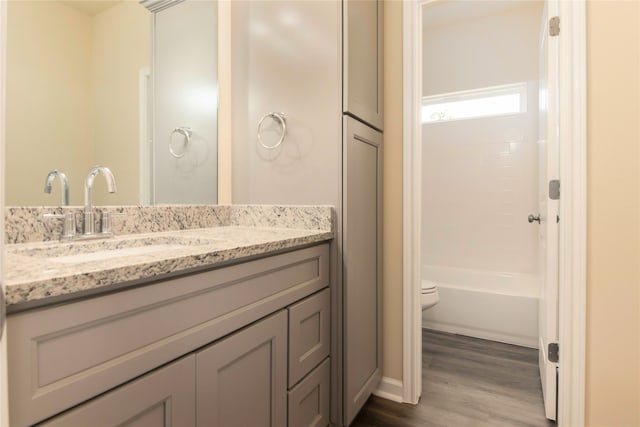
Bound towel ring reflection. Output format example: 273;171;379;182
169;127;192;158
257;112;287;149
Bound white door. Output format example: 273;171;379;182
537;0;560;420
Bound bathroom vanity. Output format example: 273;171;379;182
2;0;384;424
4;206;333;427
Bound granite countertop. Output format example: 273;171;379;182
4;225;332;310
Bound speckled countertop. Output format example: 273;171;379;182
4;205;333;310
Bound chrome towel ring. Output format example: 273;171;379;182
169;127;192;158
257;112;287;149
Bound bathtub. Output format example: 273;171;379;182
422;265;539;348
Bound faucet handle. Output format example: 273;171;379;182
43;212;77;240
100;211;126;236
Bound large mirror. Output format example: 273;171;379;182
5;0;219;206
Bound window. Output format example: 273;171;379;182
422;83;527;124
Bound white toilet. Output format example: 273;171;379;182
421;279;440;310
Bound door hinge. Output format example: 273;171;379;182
549;16;560;37
549;179;560;200
549;342;559;363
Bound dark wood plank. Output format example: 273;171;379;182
351;329;556;427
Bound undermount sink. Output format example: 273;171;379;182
8;235;226;264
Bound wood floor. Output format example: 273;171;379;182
351;329;556;427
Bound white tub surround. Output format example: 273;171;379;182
422;265;538;348
3;205;333;309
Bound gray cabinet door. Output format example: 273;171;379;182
196;311;288;427
342;116;383;424
39;355;196;427
343;0;383;130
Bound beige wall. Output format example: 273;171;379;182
92;1;150;205
382;0;404;381
585;1;640;425
384;2;640;423
6;1;93;206
5;1;149;206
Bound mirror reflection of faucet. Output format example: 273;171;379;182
43;169;69;206
43;169;76;240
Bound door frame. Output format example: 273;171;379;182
0;0;7;424
401;1;587;426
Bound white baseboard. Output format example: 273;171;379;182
373;376;404;403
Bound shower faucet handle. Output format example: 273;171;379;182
528;214;541;224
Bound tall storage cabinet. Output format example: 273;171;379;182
342;1;383;423
230;1;383;425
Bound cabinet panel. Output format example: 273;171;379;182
196;311;287;427
288;288;330;387
342;116;382;424
39;355;195;427
288;358;330;427
343;0;383;130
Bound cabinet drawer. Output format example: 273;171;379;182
39;355;196;427
288;358;330;427
288;288;330;387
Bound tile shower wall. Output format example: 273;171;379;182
421;2;543;275
422;99;539;274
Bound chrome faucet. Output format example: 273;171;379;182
83;166;117;235
44;169;69;206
